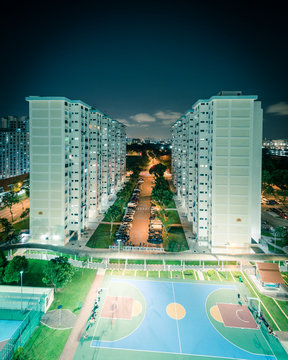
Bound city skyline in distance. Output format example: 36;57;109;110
0;0;287;139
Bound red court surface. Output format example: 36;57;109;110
100;296;134;320
217;303;258;329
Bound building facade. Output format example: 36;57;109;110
171;91;263;253
26;96;126;245
0;116;29;179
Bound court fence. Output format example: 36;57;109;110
0;297;44;360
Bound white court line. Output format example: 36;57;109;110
171;282;182;353
235;309;249;323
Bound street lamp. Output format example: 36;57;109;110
117;239;121;270
20;270;23;312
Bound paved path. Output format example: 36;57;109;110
129;171;155;247
0;197;29;223
60;269;105;360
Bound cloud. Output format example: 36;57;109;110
116;118;130;127
129;113;156;123
266;102;288;116
154;110;181;122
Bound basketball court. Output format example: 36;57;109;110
74;276;286;360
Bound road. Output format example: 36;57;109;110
0;198;29;223
129;171;157;247
261;207;288;229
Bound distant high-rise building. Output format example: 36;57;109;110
0;116;29;179
262;139;288;157
26;96;126;245
171;91;263;253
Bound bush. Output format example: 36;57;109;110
20;208;30;218
207;269;216;277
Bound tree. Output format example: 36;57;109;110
20;208;30;219
1;192;19;222
23;179;30;198
42;256;74;291
3;256;29;283
10;181;23;194
6;231;20;244
0;218;13;234
277;189;288;204
149;163;167;177
105;204;122;234
262;184;274;196
0;250;8;284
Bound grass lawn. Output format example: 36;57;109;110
148;271;159;278
185;260;201;265
146;260;163;265
24;324;71;360
86;224;119;248
124;270;135;276
136;270;147;277
50;268;96;312
166;198;176;209
111;270;123;276
172;271;183;279
160;271;170;278
282;272;288;286
109;259;126;264
218;271;233;282
23;264;96;359
165;227;188;252
13;217;29;231
206;269;220;281
165;260;181;265
163;210;181;225
267;243;286;254
127;259;144;265
183;270;196;280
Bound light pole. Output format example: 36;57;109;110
117;239;121;270
20;270;23;312
274;231;278;253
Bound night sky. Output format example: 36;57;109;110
0;0;287;139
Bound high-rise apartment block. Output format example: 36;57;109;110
26;96;126;245
0;116;29;179
171;92;263;253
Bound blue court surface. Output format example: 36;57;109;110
0;319;22;342
89;278;282;360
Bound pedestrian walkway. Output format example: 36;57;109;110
60;269;105;360
197;270;204;280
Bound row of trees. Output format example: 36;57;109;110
104;155;149;234
262;152;288;201
149;163;173;207
0;252;74;291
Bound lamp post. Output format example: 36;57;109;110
117;239;121;270
20;270;23;312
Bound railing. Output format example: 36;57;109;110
109;245;164;252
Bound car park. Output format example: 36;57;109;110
280;212;288;219
266;200;279;205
